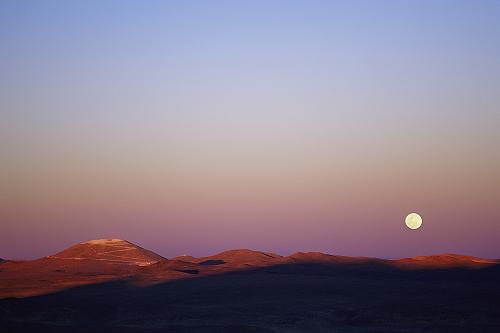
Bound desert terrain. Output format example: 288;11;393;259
1;239;500;332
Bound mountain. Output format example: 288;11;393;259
1;242;499;299
171;254;197;262
0;239;164;298
134;251;284;284
392;253;498;269
2;247;500;332
285;252;377;264
47;239;165;266
192;249;282;267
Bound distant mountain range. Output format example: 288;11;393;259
2;239;500;332
0;238;498;298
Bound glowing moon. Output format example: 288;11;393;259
405;213;422;230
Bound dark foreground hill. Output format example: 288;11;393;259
1;240;500;332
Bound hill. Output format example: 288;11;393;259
192;249;282;267
392;253;498;269
48;239;165;266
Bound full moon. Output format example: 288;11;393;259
405;213;422;230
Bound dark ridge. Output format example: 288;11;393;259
175;269;199;275
199;259;226;266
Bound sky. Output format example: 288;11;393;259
1;0;499;260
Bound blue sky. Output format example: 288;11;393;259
1;1;499;259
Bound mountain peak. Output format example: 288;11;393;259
48;239;165;266
80;239;127;245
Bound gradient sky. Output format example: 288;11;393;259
1;1;499;260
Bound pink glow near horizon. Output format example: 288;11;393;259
1;1;499;260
